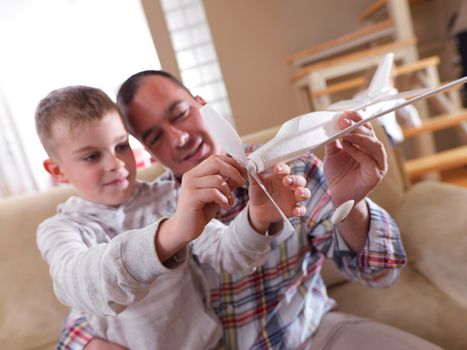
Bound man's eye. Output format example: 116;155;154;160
149;133;162;146
174;108;189;122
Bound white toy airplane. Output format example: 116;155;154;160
327;53;429;112
201;53;467;232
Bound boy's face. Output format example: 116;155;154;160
45;112;137;207
127;76;223;177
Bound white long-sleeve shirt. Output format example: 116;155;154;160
37;180;281;349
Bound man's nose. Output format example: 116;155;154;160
167;126;190;148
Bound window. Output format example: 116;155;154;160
160;0;233;123
0;0;158;193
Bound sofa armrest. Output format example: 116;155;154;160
394;181;467;308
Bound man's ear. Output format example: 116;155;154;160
195;95;207;106
43;159;69;183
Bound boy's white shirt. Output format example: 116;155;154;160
37;180;284;349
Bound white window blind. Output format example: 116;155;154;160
160;0;233;123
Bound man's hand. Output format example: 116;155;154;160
323;111;387;252
84;338;127;350
248;163;310;233
323;111;387;207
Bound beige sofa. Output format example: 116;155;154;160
1;123;467;350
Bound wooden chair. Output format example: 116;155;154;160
287;0;419;113
285;19;395;68
402;109;467;181
293;55;467;185
292;38;418;111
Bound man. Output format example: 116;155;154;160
61;70;441;350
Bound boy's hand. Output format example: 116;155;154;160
248;163;310;233
163;156;246;249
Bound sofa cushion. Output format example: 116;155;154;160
328;266;467;350
395;181;467;309
0;162;169;349
0;187;73;349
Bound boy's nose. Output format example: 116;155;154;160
106;155;125;172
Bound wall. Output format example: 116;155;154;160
141;0;463;135
409;0;461;80
203;0;378;134
203;0;296;134
141;0;374;134
140;0;180;79
273;0;374;54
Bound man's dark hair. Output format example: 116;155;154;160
116;70;193;132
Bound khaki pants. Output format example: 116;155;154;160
310;312;443;350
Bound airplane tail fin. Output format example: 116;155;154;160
366;52;394;98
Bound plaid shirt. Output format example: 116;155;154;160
57;147;406;350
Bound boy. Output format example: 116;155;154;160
35;86;309;349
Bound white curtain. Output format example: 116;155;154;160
0;90;37;197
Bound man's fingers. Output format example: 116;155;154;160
341;110;362;120
282;175;306;188
295;187;311;202
325;140;342;156
341;133;387;172
339;111;373;135
338;111;385;171
293;205;307;217
272;163;290;176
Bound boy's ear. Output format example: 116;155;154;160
195;95;207;106
43;159;69;183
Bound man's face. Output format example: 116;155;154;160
51;112;137;206
128;76;222;177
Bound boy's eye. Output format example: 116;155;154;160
116;142;130;152
83;153;100;162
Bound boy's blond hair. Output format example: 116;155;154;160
35;86;122;158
